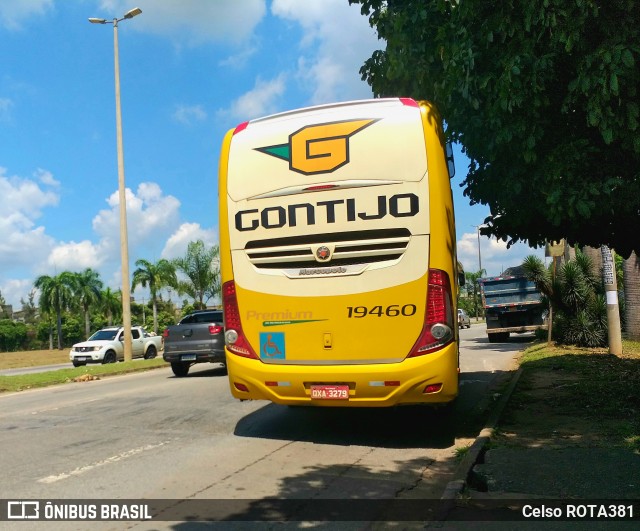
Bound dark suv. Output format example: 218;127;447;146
162;310;225;377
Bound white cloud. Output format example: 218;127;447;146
92;182;181;254
272;0;378;104
0;177;188;306
161;223;218;260
173;104;207;125
35;168;60;187
98;0;266;46
0;167;59;219
457;231;545;277
0;222;53;270
46;240;105;272
0;0;52;30
221;74;287;122
219;44;259;69
0;167;58;271
36;182;188;297
0;279;33;309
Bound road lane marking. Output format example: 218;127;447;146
37;441;169;484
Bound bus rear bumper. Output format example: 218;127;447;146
225;344;459;407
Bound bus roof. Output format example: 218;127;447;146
226;98;429;201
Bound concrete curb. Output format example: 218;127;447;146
437;367;524;520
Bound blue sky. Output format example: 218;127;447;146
0;0;543;309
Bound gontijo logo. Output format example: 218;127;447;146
255;119;378;175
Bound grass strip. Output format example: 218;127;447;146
501;339;640;452
0;358;168;393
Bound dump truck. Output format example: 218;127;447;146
479;267;547;342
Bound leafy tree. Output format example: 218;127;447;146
173;241;220;310
464;269;486;319
72;268;103;339
34;272;76;350
522;252;607;347
101;288;121;326
0;320;28;351
132;258;177;334
351;0;640;257
179;300;196;319
0;291;10;319
20;289;38;324
36;316;55;350
60;315;83;347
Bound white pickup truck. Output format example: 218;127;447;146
69;326;163;367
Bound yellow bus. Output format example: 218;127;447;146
219;98;461;407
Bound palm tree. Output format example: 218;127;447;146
172;240;220;310
623;251;640;340
101;287;122;326
522;253;607;347
132;258;177;334
464;269;486;319
73;268;103;338
34;272;76;350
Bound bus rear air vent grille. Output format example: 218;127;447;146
245;228;411;270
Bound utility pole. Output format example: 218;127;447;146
472;225;482;274
545;240;566;345
601;246;623;355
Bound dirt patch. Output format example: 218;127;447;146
73;374;100;383
495;361;639;451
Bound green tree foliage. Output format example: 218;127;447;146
35;314;82;349
464;269;486;318
173;241;220;310
0;320;28;351
131;298;175;332
351;0;640;256
61;315;83;346
0;291;10;319
522;252;607;347
72;268;103;339
132;258;177;334
34;272;76;350
20;289;38;324
101;288;121;326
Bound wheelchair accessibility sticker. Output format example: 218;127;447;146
260;332;285;359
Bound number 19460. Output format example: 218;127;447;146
347;304;417;318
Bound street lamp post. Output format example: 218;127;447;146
472;225;483;274
89;7;142;362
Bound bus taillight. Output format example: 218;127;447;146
408;269;454;357
222;280;258;359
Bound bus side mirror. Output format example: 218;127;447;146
459;271;466;287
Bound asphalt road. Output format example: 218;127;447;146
0;324;532;528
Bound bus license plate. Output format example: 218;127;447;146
181;354;197;361
310;385;349;400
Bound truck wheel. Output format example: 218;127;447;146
72;360;85;368
103;351;117;364
144;345;157;359
488;333;500;343
171;362;190;377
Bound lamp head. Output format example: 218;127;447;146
124;7;142;19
